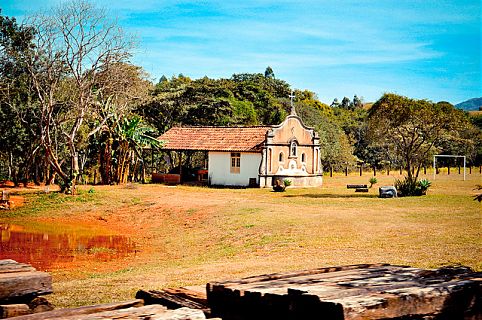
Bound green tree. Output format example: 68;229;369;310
317;120;355;171
230;72;290;124
353;95;363;109
158;75;168;84
294;89;331;127
330;98;340;108
341;96;352;109
367;94;472;184
112;115;160;184
0;11;42;185
141;71;291;131
264;66;275;79
88;62;151;184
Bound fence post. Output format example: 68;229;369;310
330;167;333;177
359;166;362;176
448;165;450;175
345;167;348;176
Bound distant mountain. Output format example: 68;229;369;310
455;97;482;111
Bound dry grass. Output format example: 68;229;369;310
1;171;481;308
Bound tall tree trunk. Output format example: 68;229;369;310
141;161;146;184
117;142;129;184
45;162;51;185
405;155;414;182
100;137;112;185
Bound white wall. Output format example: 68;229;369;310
208;152;261;186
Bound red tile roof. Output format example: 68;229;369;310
158;126;271;152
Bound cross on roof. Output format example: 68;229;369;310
289;90;297;115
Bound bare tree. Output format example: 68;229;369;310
22;0;135;192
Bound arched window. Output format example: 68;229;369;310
290;140;298;157
279;152;284;162
301;153;306;163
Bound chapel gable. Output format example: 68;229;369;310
263;114;321;181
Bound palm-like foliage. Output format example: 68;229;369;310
114;115;160;184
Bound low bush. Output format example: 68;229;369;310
418;179;431;194
283;179;292;187
369;177;377;188
395;177;431;196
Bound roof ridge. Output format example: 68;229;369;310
174;125;273;129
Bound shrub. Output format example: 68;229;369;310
395;177;432;196
283;179;292;187
418;179;431;195
59;179;74;194
369;177;377;188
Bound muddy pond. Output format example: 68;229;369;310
0;223;137;271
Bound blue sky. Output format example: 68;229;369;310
2;0;480;104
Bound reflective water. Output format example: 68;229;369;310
0;224;136;271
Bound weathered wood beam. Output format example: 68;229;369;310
207;264;481;320
0;304;31;318
0;260;36;274
0;271;52;302
10;300;144;320
17;306;207;320
136;289;208;312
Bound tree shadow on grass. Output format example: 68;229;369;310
283;193;379;199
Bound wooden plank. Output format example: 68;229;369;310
0;260;36;274
56;306;206;320
11;300;144;320
216;265;426;293
207;264;482;320
163;287;207;305
0;271;52;301
0;304;32;318
136;289;208;311
210;263;390;287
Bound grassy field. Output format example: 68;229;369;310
1;172;480;308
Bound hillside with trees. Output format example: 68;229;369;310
1;1;481;193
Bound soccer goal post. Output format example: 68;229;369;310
433;155;466;181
